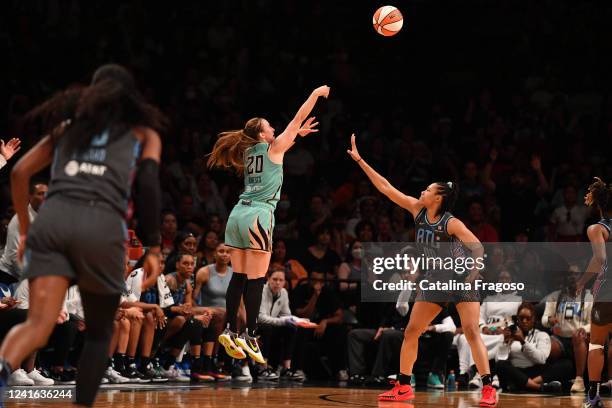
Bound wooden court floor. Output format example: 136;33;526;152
4;383;611;407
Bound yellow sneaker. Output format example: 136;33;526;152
218;329;247;360
235;332;266;364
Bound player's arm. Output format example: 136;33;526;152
184;281;193;307
133;127;162;255
193;266;210;304
577;224;607;290
347;134;422;217
447;217;485;283
268;85;330;161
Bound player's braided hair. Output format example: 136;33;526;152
585;177;612;217
434;181;460;216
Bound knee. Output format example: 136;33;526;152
404;324;423;341
120;317;131;333
462;323;481;340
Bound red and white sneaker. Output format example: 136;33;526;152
480;385;498;407
378;382;415;402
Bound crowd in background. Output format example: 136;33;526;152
1;0;611;395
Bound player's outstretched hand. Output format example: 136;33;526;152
313;85;330;98
346;133;362;162
298;117;319;137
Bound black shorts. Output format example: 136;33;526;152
23;196;127;295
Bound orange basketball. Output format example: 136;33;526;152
372;5;404;36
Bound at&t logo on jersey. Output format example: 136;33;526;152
64;160;108;177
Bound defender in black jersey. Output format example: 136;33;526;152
348;135;497;407
580;177;612;408
0;65;165;407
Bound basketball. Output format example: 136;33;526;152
372;5;403;36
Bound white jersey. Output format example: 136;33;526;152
122;267;144;303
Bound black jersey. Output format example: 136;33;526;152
414;208;466;260
46;128;141;217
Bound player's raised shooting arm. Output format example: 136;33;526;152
347;134;421;218
269;85;329;159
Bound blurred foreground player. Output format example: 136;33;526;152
0;64;165;407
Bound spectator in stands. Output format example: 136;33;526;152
466;200;499;242
346;197;377;239
390;206;413;242
193;242;232;380
496;302;571;393
548;185;590;242
164;231;197;275
299;195;332;244
291;270;346;380
257;268;304;381
376;214;394;242
270;239;308;290
191;172;228;220
160;211;178;254
14;280;67;385
195;230;219;268
274;194;300;243
0;138;21;171
337;240;362;311
0;181;47;285
300;225;341;276
457;267;522;388
355;220;376;243
541;265;593;393
164;253;212;382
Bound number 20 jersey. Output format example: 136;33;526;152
238;142;283;210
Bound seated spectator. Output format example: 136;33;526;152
191;172;228;220
291;270;346;380
355;220;376;242
299;225;341;276
346;197;378;239
0;181;47;285
337;240;362;312
160;210;178;254
193;242;233;380
257;268;305;381
164;253;213;382
548;185;589;242
195;230;220;268
376;215;394;242
270;239;308;290
496;302;572;393
541;265;593;393
163;231;197;274
347;301;408;385
465;200;499;242
456;267;522;388
390;206;413;242
14;280;69;385
274;194;300;243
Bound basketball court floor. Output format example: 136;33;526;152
4;382;610;407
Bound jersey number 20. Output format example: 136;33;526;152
247;155;263;174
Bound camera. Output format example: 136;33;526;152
508;315;519;334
